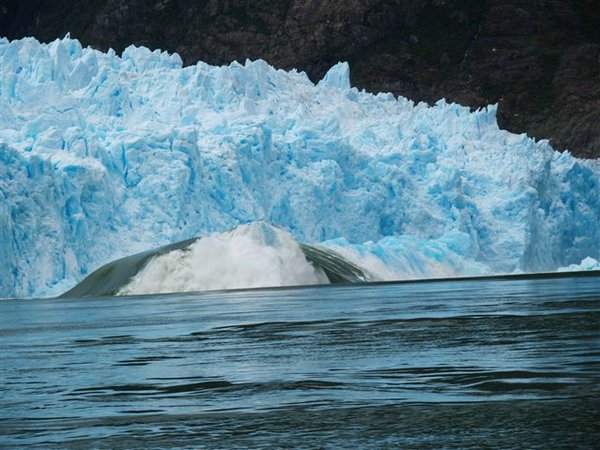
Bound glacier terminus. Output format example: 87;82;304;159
1;37;599;298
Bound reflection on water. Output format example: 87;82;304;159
1;274;599;448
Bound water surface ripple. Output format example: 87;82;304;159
1;275;599;448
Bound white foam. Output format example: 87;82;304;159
118;223;328;295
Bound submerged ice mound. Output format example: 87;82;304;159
118;222;328;295
1;36;600;297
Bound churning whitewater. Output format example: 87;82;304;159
1;37;599;298
118;222;329;295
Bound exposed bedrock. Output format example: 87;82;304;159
3;0;599;157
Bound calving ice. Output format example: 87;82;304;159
1;36;599;298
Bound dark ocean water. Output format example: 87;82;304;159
1;273;599;449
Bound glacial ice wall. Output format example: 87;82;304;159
1;36;599;298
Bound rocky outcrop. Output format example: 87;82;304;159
3;0;599;157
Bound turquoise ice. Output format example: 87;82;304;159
1;37;598;298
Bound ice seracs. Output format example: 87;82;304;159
1;36;599;298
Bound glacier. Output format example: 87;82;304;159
1;36;599;298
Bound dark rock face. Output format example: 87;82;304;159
3;0;599;157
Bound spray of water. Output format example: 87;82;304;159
118;222;329;295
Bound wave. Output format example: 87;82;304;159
61;222;372;297
61;221;600;297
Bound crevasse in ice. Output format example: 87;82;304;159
1;37;599;298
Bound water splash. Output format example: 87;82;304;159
118;222;329;295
